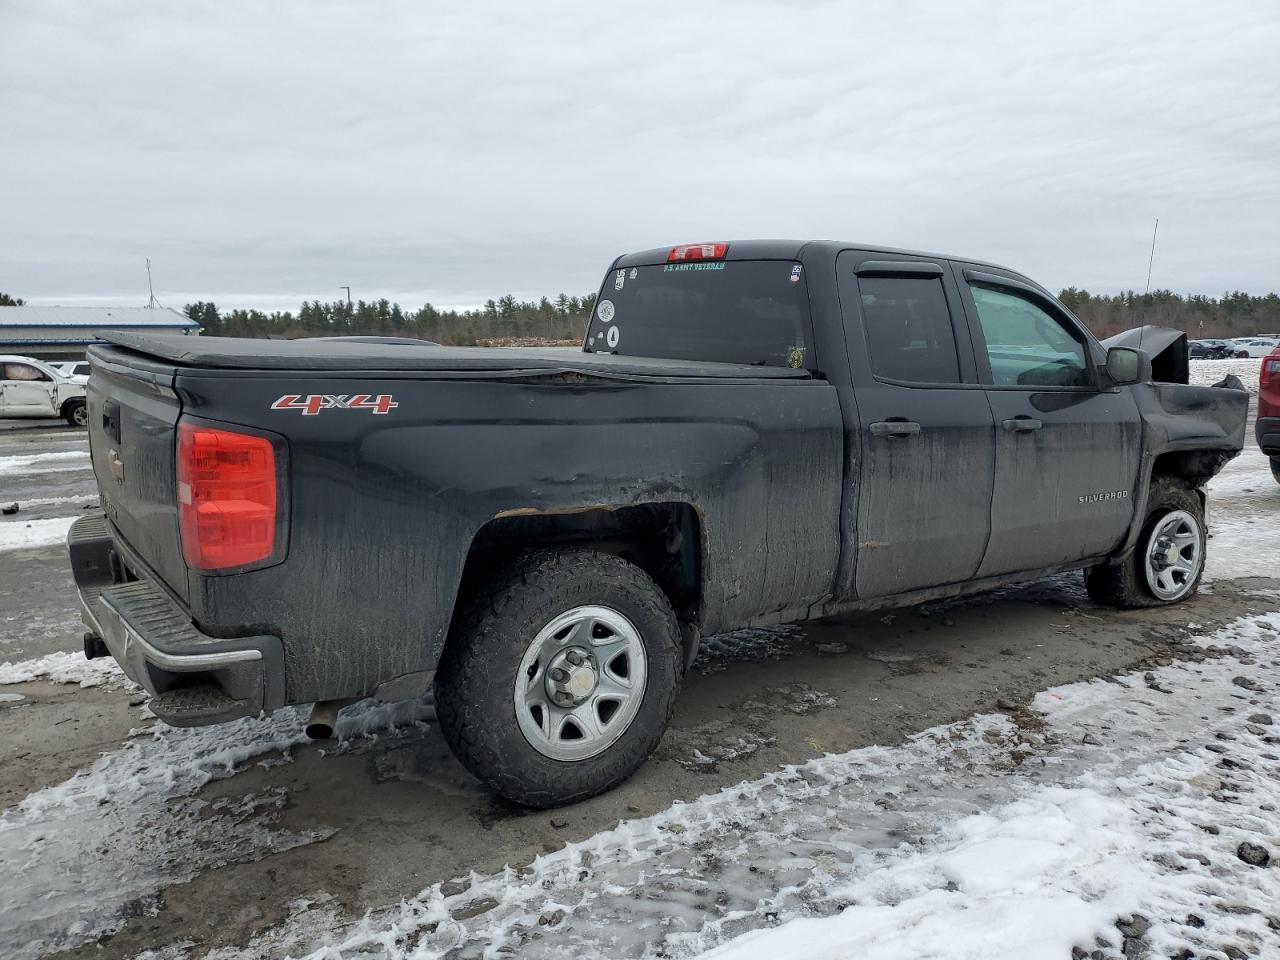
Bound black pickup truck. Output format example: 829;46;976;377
68;240;1248;806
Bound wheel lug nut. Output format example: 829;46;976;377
549;668;568;683
566;650;584;666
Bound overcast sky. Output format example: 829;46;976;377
2;0;1278;311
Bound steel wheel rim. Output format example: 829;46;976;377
72;405;88;426
1143;509;1201;600
513;605;648;762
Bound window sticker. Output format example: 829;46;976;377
788;345;806;368
663;262;726;273
606;325;620;349
597;299;616;323
790;264;803;283
614;269;625;291
629;268;638;280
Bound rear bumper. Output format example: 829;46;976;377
68;514;285;726
1258;416;1280;457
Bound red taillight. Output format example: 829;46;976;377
667;242;729;263
1261;353;1280;418
177;421;278;571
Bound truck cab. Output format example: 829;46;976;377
0;355;89;426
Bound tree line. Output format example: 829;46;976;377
181;294;598;345
4;287;1280;344
1059;288;1280;340
180;288;1279;345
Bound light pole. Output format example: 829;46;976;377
340;286;352;309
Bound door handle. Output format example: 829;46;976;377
1002;417;1043;432
870;420;921;437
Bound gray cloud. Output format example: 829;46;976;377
2;0;1278;309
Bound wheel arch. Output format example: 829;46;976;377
452;500;706;663
1149;448;1234;486
60;395;87;417
1115;446;1231;559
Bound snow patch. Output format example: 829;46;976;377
703;789;1146;960
1204;444;1280;582
0;650;131;689
0;515;77;551
6;494;98;509
0;450;87;476
1188;356;1263;395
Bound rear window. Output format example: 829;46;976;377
585;260;813;368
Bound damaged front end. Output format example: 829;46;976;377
1104;325;1249;484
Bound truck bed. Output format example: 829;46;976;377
80;333;844;714
101;332;812;379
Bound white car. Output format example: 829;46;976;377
0;355;89;426
54;360;91;381
1230;337;1280;358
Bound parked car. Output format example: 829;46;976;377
67;240;1249;806
1189;339;1233;360
1259;346;1280;484
55;360;92;380
0;355;89;425
1230;337;1280;358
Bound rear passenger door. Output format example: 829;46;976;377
0;361;57;416
835;254;996;599
955;267;1142;577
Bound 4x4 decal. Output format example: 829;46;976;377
271;394;399;416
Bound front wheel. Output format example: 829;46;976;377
1084;476;1206;608
435;549;682;808
64;399;88;428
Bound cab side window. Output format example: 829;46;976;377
969;284;1091;388
858;276;961;384
3;362;49;382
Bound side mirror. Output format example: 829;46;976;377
1105;346;1144;385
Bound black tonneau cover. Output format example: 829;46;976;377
99;332;812;379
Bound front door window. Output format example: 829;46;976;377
969;285;1091;388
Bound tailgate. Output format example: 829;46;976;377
87;345;189;603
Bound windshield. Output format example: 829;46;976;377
585;260;812;368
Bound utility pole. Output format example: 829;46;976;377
146;258;158;308
1144;218;1159;295
340;286;352;309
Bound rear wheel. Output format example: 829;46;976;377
1084;476;1205;608
63;399;87;428
435;548;682;807
1271;457;1280;486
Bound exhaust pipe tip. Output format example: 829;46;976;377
305;719;335;740
306;699;354;740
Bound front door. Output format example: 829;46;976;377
0;361;56;417
956;270;1142;576
836;254;997;599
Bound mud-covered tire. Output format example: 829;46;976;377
434;549;682;808
63;399;88;428
1271;457;1280;486
1084;476;1206;608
